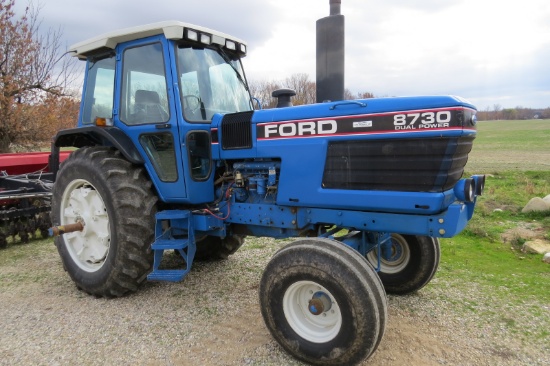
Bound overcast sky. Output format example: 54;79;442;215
14;0;550;109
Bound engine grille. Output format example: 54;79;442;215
220;111;253;150
322;136;475;192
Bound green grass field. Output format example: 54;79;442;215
441;119;550;342
467;119;550;172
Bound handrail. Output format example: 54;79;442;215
329;101;367;110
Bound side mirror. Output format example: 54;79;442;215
252;97;262;110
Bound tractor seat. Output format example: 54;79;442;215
133;90;169;123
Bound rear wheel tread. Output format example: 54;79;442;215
52;147;157;298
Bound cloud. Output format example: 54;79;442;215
19;0;282;49
12;0;550;108
343;0;550;108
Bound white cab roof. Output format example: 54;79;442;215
69;20;247;59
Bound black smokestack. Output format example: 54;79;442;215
316;0;345;103
330;0;341;15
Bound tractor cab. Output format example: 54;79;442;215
65;21;253;203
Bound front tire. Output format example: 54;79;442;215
366;234;440;295
260;238;387;365
51;147;157;297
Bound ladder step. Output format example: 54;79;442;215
151;238;188;250
147;269;187;282
156;210;191;220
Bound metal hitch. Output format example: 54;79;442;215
49;221;84;236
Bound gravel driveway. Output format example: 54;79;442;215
0;237;548;365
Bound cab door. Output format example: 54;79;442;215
166;44;216;204
114;36;188;202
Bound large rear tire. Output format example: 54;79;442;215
366;234;440;295
51;147;157;297
259;238;387;365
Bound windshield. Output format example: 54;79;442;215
177;46;252;122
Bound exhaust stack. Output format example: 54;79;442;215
316;0;345;103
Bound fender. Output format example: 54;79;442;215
49;126;144;179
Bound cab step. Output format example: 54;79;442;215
147;210;196;282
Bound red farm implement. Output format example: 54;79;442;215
0;151;70;248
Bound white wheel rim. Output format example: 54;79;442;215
367;234;410;274
60;179;111;272
283;280;342;343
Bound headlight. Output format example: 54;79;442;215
185;29;198;42
472;175;486;196
226;40;236;50
200;33;212;45
454;178;475;202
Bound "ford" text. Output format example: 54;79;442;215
264;120;337;138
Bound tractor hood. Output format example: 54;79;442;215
252;95;476;124
211;95;477;158
210;95;478;215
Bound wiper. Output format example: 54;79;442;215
216;46;249;93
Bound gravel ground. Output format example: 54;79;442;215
0;237;548;366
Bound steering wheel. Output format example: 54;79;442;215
183;95;201;114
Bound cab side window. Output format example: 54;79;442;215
120;43;170;125
81;56;115;124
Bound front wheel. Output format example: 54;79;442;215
366;234;440;295
260;238;387;365
51;147;157;297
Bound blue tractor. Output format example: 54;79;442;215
49;17;484;366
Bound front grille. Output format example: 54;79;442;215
322;136;475;192
221;111;253;150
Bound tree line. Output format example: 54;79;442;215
248;73;374;109
250;79;550;122
476;104;550;121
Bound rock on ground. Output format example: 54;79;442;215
522;239;550;255
522;197;550;213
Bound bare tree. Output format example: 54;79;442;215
249;74;377;109
501;108;517;120
356;91;375;99
476;106;491;121
343;88;355;100
0;0;77;152
249;73;316;109
492;103;502;120
282;73;316;106
248;79;281;109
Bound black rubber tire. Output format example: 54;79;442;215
51;147;157;298
194;234;245;261
366;234;440;295
259;238;387;366
275;238;387;353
